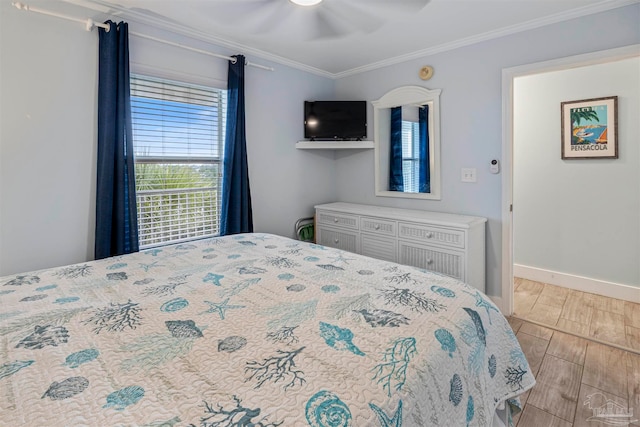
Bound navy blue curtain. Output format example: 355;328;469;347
388;106;404;191
220;55;253;235
95;21;138;259
418;105;431;193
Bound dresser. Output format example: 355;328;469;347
315;202;487;292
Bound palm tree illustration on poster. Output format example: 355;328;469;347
561;96;618;159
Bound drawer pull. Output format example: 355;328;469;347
334;239;339;244
334;218;339;223
374;225;380;230
426;232;434;238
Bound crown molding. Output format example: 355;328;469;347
334;0;640;79
63;0;639;80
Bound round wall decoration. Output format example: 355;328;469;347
419;65;434;80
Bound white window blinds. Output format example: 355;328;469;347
131;75;226;248
402;120;420;193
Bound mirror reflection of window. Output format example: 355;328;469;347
389;105;430;193
402;120;420;192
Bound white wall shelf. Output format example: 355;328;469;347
296;140;374;150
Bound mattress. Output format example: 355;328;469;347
0;233;534;426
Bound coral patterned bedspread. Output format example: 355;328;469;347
0;233;534;426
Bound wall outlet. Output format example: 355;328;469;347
461;168;477;182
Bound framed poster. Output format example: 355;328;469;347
561;96;618;159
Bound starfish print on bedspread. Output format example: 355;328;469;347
328;253;355;264
201;298;246;320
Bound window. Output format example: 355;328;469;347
401;120;420;193
131;75;226;248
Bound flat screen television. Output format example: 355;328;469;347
304;101;367;140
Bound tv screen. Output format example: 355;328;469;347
304;101;367;140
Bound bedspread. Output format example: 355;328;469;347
0;233;534;426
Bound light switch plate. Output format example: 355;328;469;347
461;168;477;182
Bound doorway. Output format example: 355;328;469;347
500;44;639;315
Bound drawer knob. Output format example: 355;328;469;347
334;218;339;223
426;232;433;238
374;225;380;230
334;239;339;244
426;259;433;265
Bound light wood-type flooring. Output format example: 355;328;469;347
509;278;639;427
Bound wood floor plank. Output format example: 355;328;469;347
556;318;590;336
582;342;628;399
527;354;582;422
508;316;524;334
516;404;572;427
561;294;593;326
590;293;626;315
571;289;596;302
589;309;627;346
514;277;523;291
537;284;570;308
627;352;640;427
627;325;640;352
626;301;640;329
514;293;539;318
574;383;632;427
536;294;566;308
513;281;639;427
516;331;550;377
547;331;588;365
519;321;554;340
526;302;562;325
517;279;545;296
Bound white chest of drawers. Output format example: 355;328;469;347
315;202;487;292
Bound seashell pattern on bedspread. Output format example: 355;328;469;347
0;233;534;426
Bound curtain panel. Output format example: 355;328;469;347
220;55;253;235
388;106;404;192
95;21;139;259
419;105;430;193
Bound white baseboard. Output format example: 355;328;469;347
514;264;640;303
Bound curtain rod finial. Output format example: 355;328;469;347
13;2;27;11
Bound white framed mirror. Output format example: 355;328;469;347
373;86;441;200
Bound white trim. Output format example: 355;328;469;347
501;44;640;315
63;0;638;78
514;264;640;304
489;296;505;314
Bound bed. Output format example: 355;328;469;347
1;233;534;426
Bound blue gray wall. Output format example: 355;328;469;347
332;4;640;296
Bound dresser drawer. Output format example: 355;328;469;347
361;234;397;262
398;222;465;249
316;210;359;230
360;216;396;237
317;227;359;253
398;241;464;281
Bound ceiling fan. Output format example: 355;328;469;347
204;0;431;40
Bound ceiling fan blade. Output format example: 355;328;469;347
318;1;384;36
199;0;278;23
305;7;353;40
354;0;430;13
250;0;297;33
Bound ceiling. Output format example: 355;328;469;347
69;0;636;77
